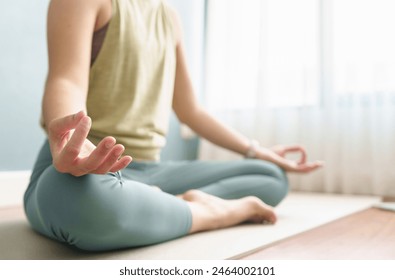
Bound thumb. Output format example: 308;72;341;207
48;111;86;137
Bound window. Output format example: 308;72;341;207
333;0;395;98
205;0;395;110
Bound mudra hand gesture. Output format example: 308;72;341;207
48;111;132;177
257;144;323;173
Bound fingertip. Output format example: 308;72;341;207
77;110;86;117
76;116;91;133
107;136;116;142
109;155;133;172
73;111;86;122
121;156;133;167
81;116;91;125
112;144;126;156
63;119;91;154
104;136;116;149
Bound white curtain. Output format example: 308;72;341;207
200;0;395;197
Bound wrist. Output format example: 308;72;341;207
245;139;260;158
256;146;285;165
244;140;286;167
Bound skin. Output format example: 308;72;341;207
43;0;323;234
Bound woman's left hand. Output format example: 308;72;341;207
257;145;324;173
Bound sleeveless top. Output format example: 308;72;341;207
87;0;177;161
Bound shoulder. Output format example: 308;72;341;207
48;0;104;9
48;0;104;16
48;0;109;30
165;5;183;46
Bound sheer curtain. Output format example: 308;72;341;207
200;0;395;197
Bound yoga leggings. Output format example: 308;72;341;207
24;140;289;251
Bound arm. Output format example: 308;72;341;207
171;11;322;173
43;0;98;124
43;0;132;176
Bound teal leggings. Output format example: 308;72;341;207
24;140;288;251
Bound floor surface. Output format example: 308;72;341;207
241;207;395;259
0;192;379;260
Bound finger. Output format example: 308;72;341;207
60;116;91;163
80;136;116;172
283;145;307;164
283;145;305;153
94;144;127;174
48;111;86;138
296;161;324;172
297;147;307;165
108;156;133;173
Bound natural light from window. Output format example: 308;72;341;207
205;0;395;110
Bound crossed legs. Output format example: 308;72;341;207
24;141;288;251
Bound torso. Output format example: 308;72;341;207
90;0;179;65
87;0;178;161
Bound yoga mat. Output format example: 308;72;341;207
0;192;379;260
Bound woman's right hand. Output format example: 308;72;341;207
47;111;133;177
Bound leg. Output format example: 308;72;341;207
25;168;193;251
123;159;287;233
24;142;192;251
183;190;277;233
24;141;276;251
124;159;289;206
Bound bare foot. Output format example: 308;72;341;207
181;190;277;234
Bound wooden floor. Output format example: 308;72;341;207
2;202;395;260
241;207;395;260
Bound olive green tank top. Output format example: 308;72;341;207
87;0;176;161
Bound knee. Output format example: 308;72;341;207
259;160;287;181
246;159;288;184
247;160;289;206
32;167;127;248
35;166;121;207
266;165;289;206
268;178;289;206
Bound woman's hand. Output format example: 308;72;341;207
257;144;323;173
48;111;133;177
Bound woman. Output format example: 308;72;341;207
24;0;322;251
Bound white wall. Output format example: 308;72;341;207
0;0;49;171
